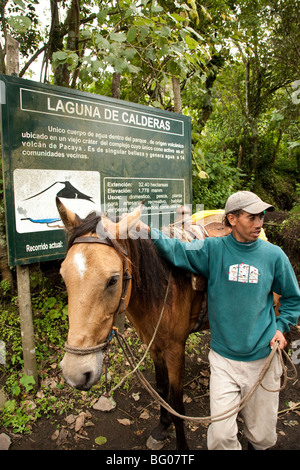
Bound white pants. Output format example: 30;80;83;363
207;349;282;450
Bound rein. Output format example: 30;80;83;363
110;332;297;423
64;235;132;356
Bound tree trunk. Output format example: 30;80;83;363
237;144;243;169
271;128;283;168
0;252;13;284
172;76;182;113
251;120;259;176
112;72;121;99
0;2;6;73
6;35;19;75
52;0;80;87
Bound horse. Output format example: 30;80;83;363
56;198;283;449
56;198;208;450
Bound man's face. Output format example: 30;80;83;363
227;211;264;243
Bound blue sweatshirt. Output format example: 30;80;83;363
151;229;300;361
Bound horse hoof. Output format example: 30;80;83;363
146;435;165;450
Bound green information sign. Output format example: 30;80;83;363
0;74;192;266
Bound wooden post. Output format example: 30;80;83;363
17;266;38;387
5;36;38;388
5;35;19;76
172;76;182;114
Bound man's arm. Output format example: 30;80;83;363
136;222;209;276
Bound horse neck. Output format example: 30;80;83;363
121;237;170;317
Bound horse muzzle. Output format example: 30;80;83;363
60;351;104;391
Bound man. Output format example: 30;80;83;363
141;191;300;450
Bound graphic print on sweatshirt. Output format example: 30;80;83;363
228;263;259;284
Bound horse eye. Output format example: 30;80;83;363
107;275;120;288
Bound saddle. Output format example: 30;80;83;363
162;206;231;333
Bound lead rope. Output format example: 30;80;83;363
107;271;172;396
106;273;297;423
111;333;296;423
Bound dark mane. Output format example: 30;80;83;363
66;211;128;260
65;212;177;311
66;212;101;250
124;237;170;311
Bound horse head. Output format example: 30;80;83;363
56;198;142;390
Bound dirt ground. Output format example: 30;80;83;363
3;324;300;453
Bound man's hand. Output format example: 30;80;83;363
127;220;150;239
270;329;287;350
136;221;150;234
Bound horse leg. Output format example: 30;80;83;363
147;357;173;449
148;347;188;450
167;354;188;450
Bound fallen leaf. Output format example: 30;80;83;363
95;435;107;446
56;428;69;446
93;395;116;412
189;424;199;432
51;429;60;440
0;433;11;450
200;370;210;377
283;420;298;427
132;392;141;401
288;401;300;409
65;414;76;425
74;434;89;441
117;418;132;426
85;420;94;427
139;409;150;420
75;413;85;432
183;394;192;403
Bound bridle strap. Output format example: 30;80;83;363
72;236;113;247
64;234;132;356
64;341;108;355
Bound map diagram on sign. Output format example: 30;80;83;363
14;169;100;233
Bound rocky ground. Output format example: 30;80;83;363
1;325;299;453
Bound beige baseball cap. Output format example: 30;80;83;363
225;191;274;215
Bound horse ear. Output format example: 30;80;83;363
102;202;144;239
56;197;81;231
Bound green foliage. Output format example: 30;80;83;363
192;147;243;210
2;1;299;205
0;277;72;433
0;272;152;435
0;279;11;296
1;399;34;434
